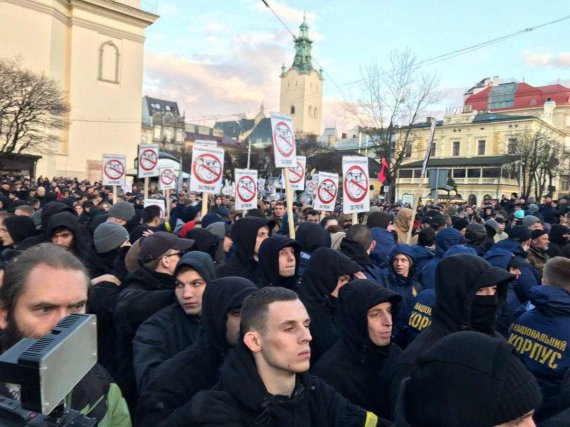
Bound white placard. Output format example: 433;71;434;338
190;145;225;194
102;154;126;186
144;199;166;218
342;156;370;213
287;156;306;191
159;167;177;191
234;169;258;211
138;144;160;178
306;174;318;195
270;112;297;168
313;172;339;211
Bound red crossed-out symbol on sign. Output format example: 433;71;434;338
344;165;368;203
288;160;304;184
237;175;256;203
318;178;337;204
140;149;158;171
161;169;175;185
193;154;222;184
104;159;124;180
273;121;294;157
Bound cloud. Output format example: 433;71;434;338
524;51;570;67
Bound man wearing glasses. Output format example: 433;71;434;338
114;231;195;409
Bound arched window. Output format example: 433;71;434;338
308;106;313;117
313;107;318;118
290;105;295;115
99;41;120;83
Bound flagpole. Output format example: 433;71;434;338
406;120;436;243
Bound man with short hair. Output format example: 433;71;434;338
305;209;320;224
13;205;34;217
133;251;216;392
508;257;570;422
172;287;381;426
114;231;194;408
527;229;550;276
130;204;162;242
0;244;131;426
340;224;382;281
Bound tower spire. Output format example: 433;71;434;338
292;17;313;73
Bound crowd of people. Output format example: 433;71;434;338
0;174;569;426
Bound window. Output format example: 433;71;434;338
561;176;570;191
98;41;120;83
153;126;161;139
404;144;412;158
566;115;570;127
452;141;460;156
413;169;422;178
313;107;318;118
482;168;500;178
430;142;437;156
308;106;313;117
290;105;295;115
507;138;518;154
467;168;481;178
453;169;466;178
399;169;413;178
478;140;486;155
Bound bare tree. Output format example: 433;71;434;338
0;57;69;159
343;49;440;202
511;126;567;199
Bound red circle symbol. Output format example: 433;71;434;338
237;175;256;203
273;121;295;158
288;160;305;184
104;159;124;180
192;154;222;184
160;168;175;185
140;149;158;171
344;165;369;203
318;178;337;204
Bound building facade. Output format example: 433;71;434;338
0;0;158;181
279;17;323;137
395;109;566;205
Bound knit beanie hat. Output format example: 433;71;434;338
530;229;548;240
108;201;135;222
452;217;469;231
522;215;540;228
366;212;391;229
527;203;539;214
508;226;531;244
3;216;37;245
93;222;129;254
514;210;525;220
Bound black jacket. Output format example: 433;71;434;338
312;280;402;420
298;247;362;365
163;341;378;426
216;217;269;285
388;254;510;415
133;303;200;393
135;277;258;427
258;235;301;291
114;266;176;409
339;238;383;282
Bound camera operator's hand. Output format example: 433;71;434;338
91;274;121;287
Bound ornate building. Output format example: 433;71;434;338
279;17;323;137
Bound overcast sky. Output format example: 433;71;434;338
142;0;570;130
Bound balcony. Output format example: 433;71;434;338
397;177;519;186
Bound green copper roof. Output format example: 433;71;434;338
292;16;314;74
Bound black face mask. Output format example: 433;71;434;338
470;295;499;334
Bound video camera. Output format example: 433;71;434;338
0;314;98;426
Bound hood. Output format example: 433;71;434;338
434;227;465;258
339;237;372;266
300;247;361;300
338;280;401;356
408;244;435;263
370;227;396;267
258;235;301;289
484;247;517;270
398;331;542;427
388;244;417;279
185;228;220;260
175;251;216;283
40;202;76;231
231;217;271;260
529;286;570;316
201;277;257;351
394;208;413;233
443;244;477;258
3;216;37;245
295;222;331;254
495;238;527;258
549;224;569;246
46;212;79;236
432;254;510;331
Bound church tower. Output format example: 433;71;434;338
279;16;323;136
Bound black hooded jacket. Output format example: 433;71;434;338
216;217;269;285
298;247;362;365
135;277;258;427
312;280;402;420
258;235;301;291
388;254;512;415
114;266;177;409
295;222;331;277
163;340;377;427
339;238;383;281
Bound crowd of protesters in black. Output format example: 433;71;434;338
0;174;569;426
